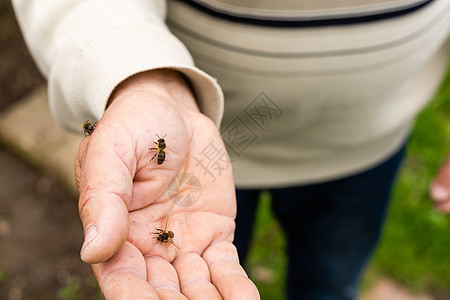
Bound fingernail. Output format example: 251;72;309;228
431;183;449;202
81;225;97;259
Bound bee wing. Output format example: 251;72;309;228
165;145;173;153
169;239;180;250
163;216;171;231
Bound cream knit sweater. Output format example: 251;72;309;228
13;0;450;187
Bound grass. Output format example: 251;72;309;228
57;275;105;300
58;276;82;300
246;192;287;299
246;65;450;299
372;64;450;295
0;268;6;284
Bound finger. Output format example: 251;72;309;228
80;193;130;263
173;252;223;299
93;241;158;300
430;154;450;213
77;126;135;264
146;256;187;300
203;242;260;300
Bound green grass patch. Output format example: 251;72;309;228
58;276;82;300
246;191;287;300
372;64;450;294
0;268;6;284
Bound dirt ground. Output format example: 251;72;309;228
0;1;44;110
0;1;101;299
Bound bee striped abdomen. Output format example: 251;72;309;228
157;151;166;165
157;232;169;242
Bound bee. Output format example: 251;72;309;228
82;120;97;136
149;134;169;165
152;217;180;249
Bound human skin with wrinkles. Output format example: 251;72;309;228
73;69;450;300
75;69;259;299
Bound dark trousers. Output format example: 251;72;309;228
234;145;406;300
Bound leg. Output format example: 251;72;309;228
233;189;261;267
270;145;406;300
152;228;163;234
149;143;158;159
152;228;163;245
150;151;158;161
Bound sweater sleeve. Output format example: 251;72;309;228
12;0;224;131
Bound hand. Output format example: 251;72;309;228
75;70;259;299
430;152;450;213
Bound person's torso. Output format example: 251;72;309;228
167;0;450;186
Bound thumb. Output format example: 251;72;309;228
76;135;134;264
430;153;450;212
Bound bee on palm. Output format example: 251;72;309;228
149;134;169;165
152;217;179;250
82;120;97;136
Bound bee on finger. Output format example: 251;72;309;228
82;120;97;136
149;134;169;165
152;217;180;250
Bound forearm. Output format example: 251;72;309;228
12;0;223;132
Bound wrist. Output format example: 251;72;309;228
108;69;200;113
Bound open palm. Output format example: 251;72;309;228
74;72;259;299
